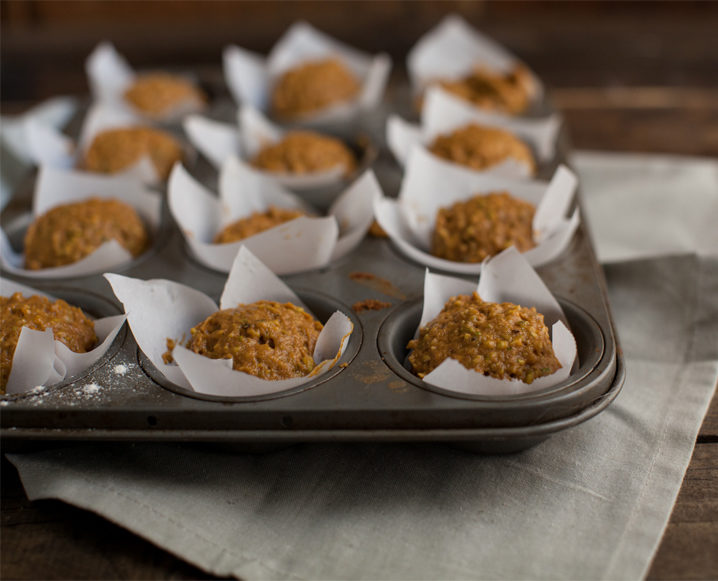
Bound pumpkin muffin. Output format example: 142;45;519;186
252;131;356;176
0;292;97;393
171;301;323;381
214;206;306;244
407;292;560;384
432;65;534;115
271;58;360;119
432;192;536;262
83;126;183;180
428;123;536;175
124;73;206;117
24;197;149;270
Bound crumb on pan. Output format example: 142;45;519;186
352;299;392;313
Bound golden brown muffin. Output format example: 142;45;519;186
0;292;97;393
432;192;536;262
214;206;305;244
430;65;534;115
251;131;357;177
24;197;149;270
83;126;183;181
123;73;206;117
180;301;323;380
407;292;560;384
428;123;536;175
271;58;360;119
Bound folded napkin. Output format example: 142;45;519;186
7;152;718;580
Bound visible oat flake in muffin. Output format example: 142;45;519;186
432;192;536;262
407;292;560;384
252;131;357;176
83;126;183;181
213;206;306;244
432;65;534;115
123;73;206;117
23;197;149;270
271;58;360;119
429;123;536;175
167;301;323;381
0;293;97;393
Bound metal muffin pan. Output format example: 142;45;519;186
0;88;625;453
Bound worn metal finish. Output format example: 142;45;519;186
0;87;624;452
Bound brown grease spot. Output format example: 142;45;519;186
349;272;406;300
352;299;392;313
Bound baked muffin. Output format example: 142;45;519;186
251;131;357;176
428;123;536;175
0;292;97;393
433;65;534;115
170;301;323;381
83;126;183;180
24;197;149;270
214;206;306;244
271;58;360;119
123;73;206;117
432;192;536;262
407;292;560;384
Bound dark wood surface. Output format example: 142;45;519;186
2;2;717;579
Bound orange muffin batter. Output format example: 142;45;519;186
408;292;560;384
0;293;97;393
214;206;305;244
124;73;206;117
252;131;356;176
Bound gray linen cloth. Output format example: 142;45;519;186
6;152;718;580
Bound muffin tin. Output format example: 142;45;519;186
0;80;624;454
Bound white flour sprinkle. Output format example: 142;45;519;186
82;383;102;395
32;385;46;394
113;364;128;376
0;400;8;407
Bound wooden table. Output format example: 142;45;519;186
2;2;717;578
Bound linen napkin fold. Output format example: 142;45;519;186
6;152;718;580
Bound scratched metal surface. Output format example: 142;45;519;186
0;83;624;453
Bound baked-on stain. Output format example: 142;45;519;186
349;272;406;300
352;299;392;313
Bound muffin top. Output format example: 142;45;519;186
407;292;560;384
172;301;323;381
428;123;536;175
214;206;306;244
0;292;97;393
431;192;536;263
251;131;357;176
24;197;149;270
83;126;183;181
433;65;534;115
123;73;206;117
271;58;360;119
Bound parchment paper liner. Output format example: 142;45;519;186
86;42;206;122
0;277;126;396
0;166;162;279
223;21;391;127
168;156;380;274
374;147;579;275
185;105;366;190
19;103;192;184
411;247;577;396
407;14;543;105
387;88;561;178
105;246;354;398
